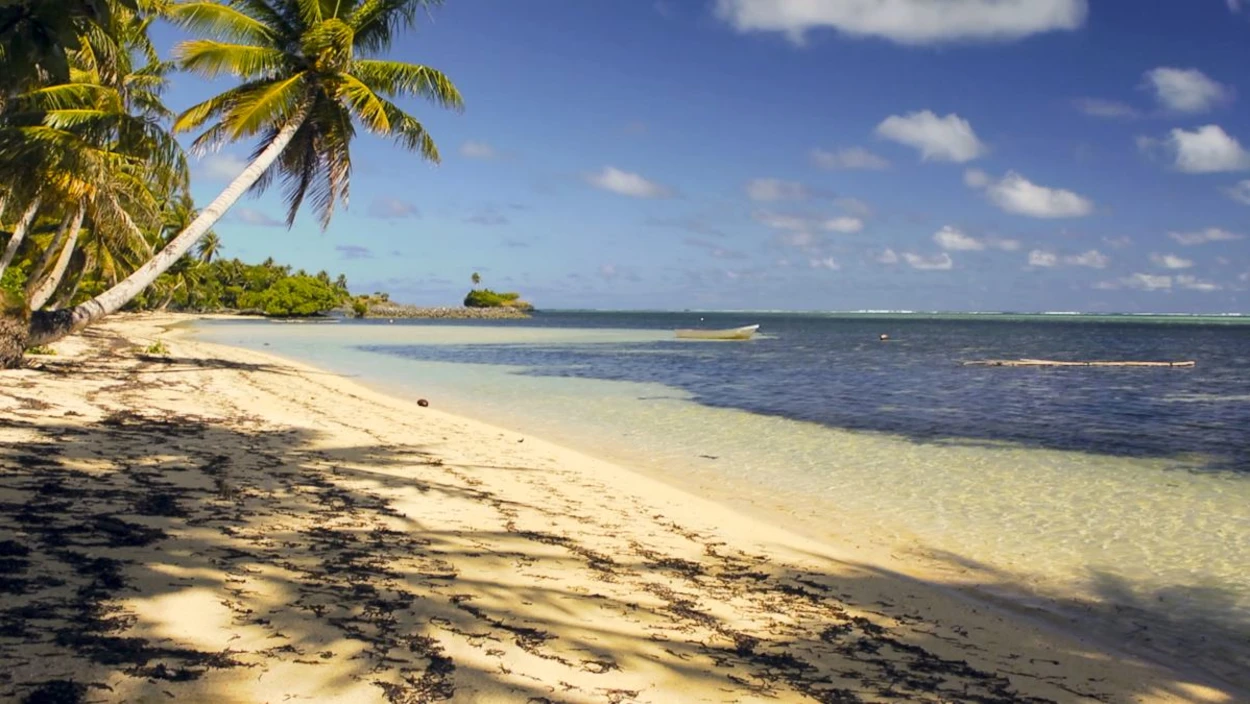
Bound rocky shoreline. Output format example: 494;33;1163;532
361;304;531;320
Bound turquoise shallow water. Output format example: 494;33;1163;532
193;312;1250;690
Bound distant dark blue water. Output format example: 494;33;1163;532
348;311;1250;472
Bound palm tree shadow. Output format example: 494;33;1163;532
0;411;1244;703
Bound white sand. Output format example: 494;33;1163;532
0;313;1236;703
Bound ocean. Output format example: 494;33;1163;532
192;311;1250;690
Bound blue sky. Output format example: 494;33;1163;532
157;0;1250;312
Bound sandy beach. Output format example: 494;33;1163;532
0;314;1236;703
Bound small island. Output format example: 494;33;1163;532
349;272;533;320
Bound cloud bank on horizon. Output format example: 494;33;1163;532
184;0;1250;313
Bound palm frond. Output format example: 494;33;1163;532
173;81;259;133
294;0;327;28
166;1;275;42
349;0;440;55
20;82;111;111
229;0;299;39
176;39;286;79
373;95;439;162
42;108;116;131
336;73;390;132
350;58;462;110
223;71;310;138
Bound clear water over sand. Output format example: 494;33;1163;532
193;314;1250;689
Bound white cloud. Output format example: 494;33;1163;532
460;140;498;159
586;166;671;198
778;231;821;248
754;211;862;234
1176;275;1221;292
713;0;1087;46
876;248;899;264
810;146;890;170
903;252;954;270
823;216;864;233
963;168;991;188
753;210;808;231
199;153;248;180
1151;253;1195;269
1143;67;1231;114
367;196;420;219
746;178;810;201
1028;250;1059;267
1231;0;1243;13
973;171;1094;218
1028;249;1107;268
1222;180;1250;205
875;111;986;163
809;256;840;270
1165;125;1250;173
598;264;642;282
835;197;872;217
933;226;984;251
991;238;1022;251
1123;273;1173;291
1168;227;1243;245
1066;249;1109;268
684;237;747;260
232;207;282;227
1073;98;1140;119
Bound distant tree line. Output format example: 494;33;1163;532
123;256;352;317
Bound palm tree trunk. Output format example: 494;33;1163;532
26;211;76;294
0;198;41;278
28;207;85;310
51;261;85;310
25;111;308;349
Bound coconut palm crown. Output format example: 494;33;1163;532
170;0;463;227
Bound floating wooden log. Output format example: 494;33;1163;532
963;358;1195;368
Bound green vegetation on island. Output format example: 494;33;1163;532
463;272;533;310
0;0;463;367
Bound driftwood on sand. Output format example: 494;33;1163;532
963;358;1196;368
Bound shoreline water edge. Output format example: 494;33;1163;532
0;312;1239;703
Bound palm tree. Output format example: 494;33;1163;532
0;0;129;94
471;271;481;286
23;0;461;349
0;0;174;280
196;231;222;263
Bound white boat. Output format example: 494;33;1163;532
674;324;760;340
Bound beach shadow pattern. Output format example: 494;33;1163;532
0;325;1240;703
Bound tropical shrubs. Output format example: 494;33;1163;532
236;276;346;317
464;288;532;309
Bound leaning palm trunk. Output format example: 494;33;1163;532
51;258;86;310
28;208;85;310
0;198;41;277
25;112;307;349
26;211;77;294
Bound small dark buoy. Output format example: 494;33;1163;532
417;399;430;407
879;333;890;341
